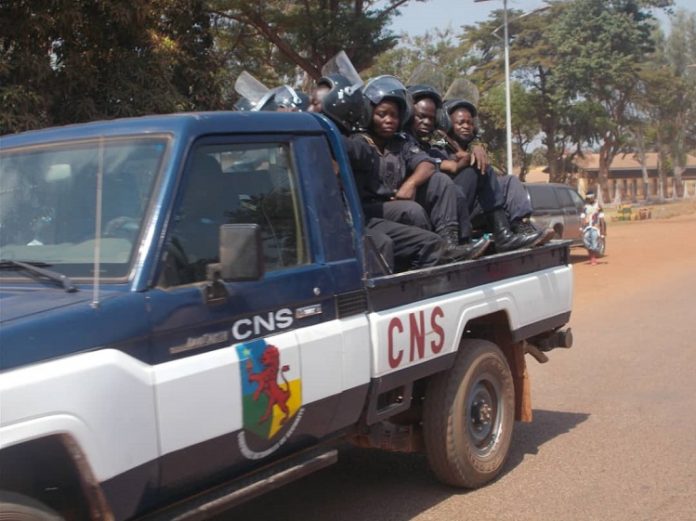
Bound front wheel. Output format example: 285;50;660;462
422;339;515;489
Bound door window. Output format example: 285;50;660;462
527;185;559;211
568;189;585;211
163;143;309;286
555;187;574;209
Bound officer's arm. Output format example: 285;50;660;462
439;157;469;175
395;161;435;200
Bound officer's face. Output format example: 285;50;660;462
309;85;330;113
412;98;437;139
451;108;475;141
372;101;400;139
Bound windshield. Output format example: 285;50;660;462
0;136;167;280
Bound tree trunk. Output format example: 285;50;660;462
674;165;685;198
598;141;613;206
657;144;668;203
634;130;651;201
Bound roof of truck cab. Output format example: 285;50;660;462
1;111;327;148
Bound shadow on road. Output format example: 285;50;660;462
223;409;589;521
503;409;590;475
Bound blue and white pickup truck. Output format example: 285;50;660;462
0;112;573;521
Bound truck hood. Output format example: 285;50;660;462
0;286;117;323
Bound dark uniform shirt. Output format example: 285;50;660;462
342;133;435;203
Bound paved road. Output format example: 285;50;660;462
223;214;696;521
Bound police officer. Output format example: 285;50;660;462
443;99;553;250
318;73;489;270
354;75;488;258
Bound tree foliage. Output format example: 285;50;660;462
209;0;420;81
546;0;669;199
0;0;225;134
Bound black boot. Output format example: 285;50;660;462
486;209;547;252
511;217;555;246
438;226;491;262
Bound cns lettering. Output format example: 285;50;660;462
387;307;445;368
231;309;293;340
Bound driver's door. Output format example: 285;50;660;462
146;137;345;497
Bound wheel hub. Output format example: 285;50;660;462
472;400;492;425
467;381;498;448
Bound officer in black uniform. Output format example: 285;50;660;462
406;84;550;252
443;98;553;248
354;75;489;258
316;73;488;271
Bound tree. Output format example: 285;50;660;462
479;82;540;179
0;0;225;134
461;5;582;183
208;0;422;81
548;0;672;201
367;28;470;88
661;10;696;195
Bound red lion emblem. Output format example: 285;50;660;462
245;345;291;425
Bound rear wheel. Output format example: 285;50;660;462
0;491;63;521
422;339;515;488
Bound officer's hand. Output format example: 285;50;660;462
454;149;469;161
395;181;417;201
471;144;488;173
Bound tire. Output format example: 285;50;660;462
0;491;63;521
422;339;515;489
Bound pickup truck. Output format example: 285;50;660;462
0;112;573;521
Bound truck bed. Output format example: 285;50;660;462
365;240;572;338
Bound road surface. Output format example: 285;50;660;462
223;213;696;521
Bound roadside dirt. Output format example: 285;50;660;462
570;211;696;311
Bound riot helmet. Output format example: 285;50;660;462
318;73;365;133
407;84;444;136
362;75;411;130
443;99;478;118
233;97;255;112
407;84;443;109
273;85;309;112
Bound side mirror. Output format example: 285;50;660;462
218;223;265;281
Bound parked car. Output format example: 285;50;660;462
524;183;585;245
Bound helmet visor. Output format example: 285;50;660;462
234;71;271;105
321;50;363;89
363;75;407;106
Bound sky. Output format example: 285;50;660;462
386;0;695;37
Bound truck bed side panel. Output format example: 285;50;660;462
367;246;573;378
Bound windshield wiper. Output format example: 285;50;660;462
0;259;78;293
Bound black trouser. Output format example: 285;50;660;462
450;165;506;232
366;217;443;271
451;165;505;214
414;172;462;235
364;200;432;231
496;174;533;222
364;173;469;240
